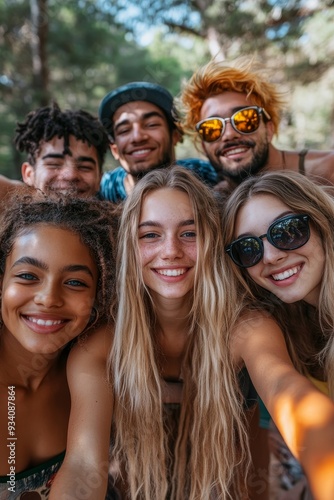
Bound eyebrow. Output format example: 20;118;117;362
138;219;195;229
41;153;96;165
114;111;166;133
11;257;94;278
75;156;97;165
42;153;65;161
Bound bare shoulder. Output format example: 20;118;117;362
231;310;286;365
67;323;113;376
305;150;334;185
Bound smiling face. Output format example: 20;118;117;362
21;135;102;197
1;225;98;355
234;194;325;306
200;91;274;181
138;188;197;305
110;101;179;178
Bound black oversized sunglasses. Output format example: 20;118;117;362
195;106;271;143
225;214;311;268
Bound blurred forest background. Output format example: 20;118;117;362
0;0;333;178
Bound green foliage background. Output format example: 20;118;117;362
0;0;333;178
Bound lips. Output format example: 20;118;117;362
22;314;68;334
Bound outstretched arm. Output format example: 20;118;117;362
50;326;113;500
232;313;334;500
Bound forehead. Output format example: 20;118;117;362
8;225;97;268
37;135;99;163
140;188;193;222
200;91;256;120
113;101;168;126
235;194;292;234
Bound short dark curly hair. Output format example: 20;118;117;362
14;102;109;171
0;187;117;328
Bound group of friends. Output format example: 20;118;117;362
1;56;334;500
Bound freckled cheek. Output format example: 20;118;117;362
139;245;155;268
187;246;198;264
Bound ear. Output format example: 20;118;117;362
109;144;120;161
171;128;182;146
21;162;35;186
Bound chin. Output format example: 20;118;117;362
275;293;303;304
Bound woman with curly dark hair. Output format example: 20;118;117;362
0;188;116;499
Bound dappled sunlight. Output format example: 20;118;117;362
271;389;334;499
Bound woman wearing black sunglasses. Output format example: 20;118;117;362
223;170;334;499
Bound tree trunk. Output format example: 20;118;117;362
29;0;49;106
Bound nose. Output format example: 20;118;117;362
220;119;240;141
261;239;288;265
161;235;184;260
60;160;80;181
34;281;64;308
131;123;148;142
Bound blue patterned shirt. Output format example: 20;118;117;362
99;159;218;203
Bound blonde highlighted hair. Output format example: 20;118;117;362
179;56;287;145
222;170;334;397
108;166;250;499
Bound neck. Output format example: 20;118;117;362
124;172;136;196
0;331;66;390
265;144;287;170
154;293;191;327
153;295;191;366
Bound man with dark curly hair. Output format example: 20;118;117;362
1;102;109;199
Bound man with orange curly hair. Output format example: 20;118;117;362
180;58;334;190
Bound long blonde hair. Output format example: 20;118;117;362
222;170;334;396
108;166;250;499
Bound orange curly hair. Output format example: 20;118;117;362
179;57;287;146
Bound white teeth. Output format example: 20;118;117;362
225;147;247;156
28;317;63;326
272;266;300;281
157;269;186;276
131;149;150;156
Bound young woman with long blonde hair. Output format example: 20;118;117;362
223;170;334;499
